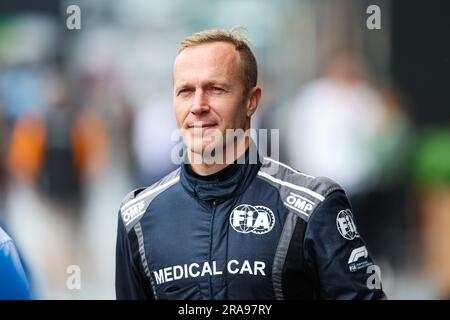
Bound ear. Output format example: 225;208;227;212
246;86;262;118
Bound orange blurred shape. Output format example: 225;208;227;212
72;110;109;179
8;115;47;183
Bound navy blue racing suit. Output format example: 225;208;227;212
115;151;386;300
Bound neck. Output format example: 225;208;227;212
188;136;250;176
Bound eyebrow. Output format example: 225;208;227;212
175;80;232;90
205;81;231;88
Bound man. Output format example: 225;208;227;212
115;28;386;300
0;225;32;299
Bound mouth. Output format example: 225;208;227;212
187;122;218;130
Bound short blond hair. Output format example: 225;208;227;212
177;28;258;94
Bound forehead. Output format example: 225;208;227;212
173;42;242;84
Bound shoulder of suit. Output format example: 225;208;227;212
257;157;344;221
119;168;181;232
0;227;12;247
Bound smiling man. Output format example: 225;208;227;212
173;36;260;172
115;28;386;300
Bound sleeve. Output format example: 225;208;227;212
303;190;387;300
115;213;153;300
0;240;32;300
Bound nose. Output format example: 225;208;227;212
190;89;210;115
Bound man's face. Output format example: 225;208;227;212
173;42;253;157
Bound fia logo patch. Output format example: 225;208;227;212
230;204;275;234
336;209;360;240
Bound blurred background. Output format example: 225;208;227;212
0;0;449;299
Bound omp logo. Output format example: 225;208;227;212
230;204;275;234
336;209;360;240
284;192;314;217
122;201;145;225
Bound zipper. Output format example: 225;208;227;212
208;199;217;299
